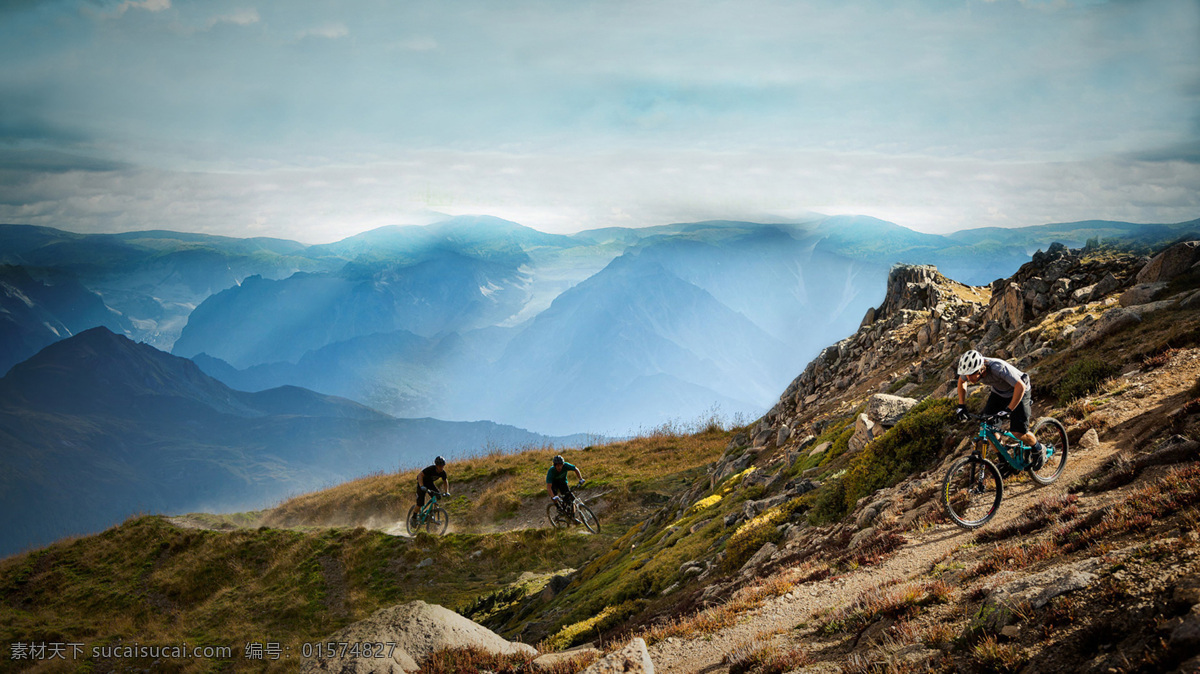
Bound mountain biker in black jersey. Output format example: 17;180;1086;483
956;350;1046;470
416;456;450;509
546;455;584;512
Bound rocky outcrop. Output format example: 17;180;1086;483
1136;241;1200;284
581;638;655;674
301;601;536;673
974;559;1105;633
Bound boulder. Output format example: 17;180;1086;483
867;393;918;427
974;560;1103;633
300;601;536;674
1071;307;1142;349
1119;282;1169;307
739;542;778;574
849;526;875;549
1090;272;1122;300
847;414;877;454
752;429;775;448
1078;428;1100;451
809;441;831;457
1136;241;1200;284
776;425;792;446
581;638;655;674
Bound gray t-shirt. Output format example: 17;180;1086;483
976;358;1030;399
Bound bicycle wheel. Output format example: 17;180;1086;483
1028;417;1069;485
547;503;566;529
943;456;1004;529
426;507;449;535
577;503;599;534
405;505;420;536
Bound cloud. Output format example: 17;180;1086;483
206;8;259;29
392;36;437;51
0;148;1196;241
297;22;348;40
114;0;169;15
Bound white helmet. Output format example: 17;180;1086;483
957;350;984;376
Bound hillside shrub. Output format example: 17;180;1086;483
808;475;848;525
841;397;956;512
1054;358;1119;405
542;599;645;651
721;506;787;572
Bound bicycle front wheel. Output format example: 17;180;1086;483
1028;417;1069;485
943;456;1004;529
549;501;566;527
405;505;420;536
577;503;599;534
427;507;449;535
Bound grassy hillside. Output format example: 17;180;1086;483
0;425;731;672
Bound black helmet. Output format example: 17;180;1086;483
553;455;564;465
434;455;446;467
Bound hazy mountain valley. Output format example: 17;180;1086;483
4;221;1200;673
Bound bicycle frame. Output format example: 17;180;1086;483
975;421;1030;472
415;491;441;525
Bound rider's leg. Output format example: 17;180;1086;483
1010;391;1044;467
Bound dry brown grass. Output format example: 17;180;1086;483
261;428;732;533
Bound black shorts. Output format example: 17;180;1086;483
550;480;572;501
982;389;1032;435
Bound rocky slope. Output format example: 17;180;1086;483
6;239;1200;674
459;240;1200;674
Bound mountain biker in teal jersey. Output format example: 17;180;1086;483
956;350;1046;470
546;455;584;509
416;456;449;509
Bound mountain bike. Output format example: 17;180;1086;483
942;413;1068;529
547;482;599;534
406;489;450;535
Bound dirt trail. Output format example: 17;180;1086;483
651;439;1119;674
651;349;1200;674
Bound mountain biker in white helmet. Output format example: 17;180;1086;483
956;350;1046;470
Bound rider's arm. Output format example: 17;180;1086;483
441;476;449;494
572;467;584;482
546;481;556;498
1009;380;1026;410
957;377;967;405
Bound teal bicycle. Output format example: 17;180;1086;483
406;490;450;535
942;413;1069;529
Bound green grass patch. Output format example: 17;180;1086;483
1053;358;1119;405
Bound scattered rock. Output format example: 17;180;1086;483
1072;307;1141;349
848;413;877;454
1119;282;1170;307
809;441;831;457
867;393;918;427
580;638;655;674
416;558;434;569
1078;428;1100;451
739;542;778;574
975;560;1103;633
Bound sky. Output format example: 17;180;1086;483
0;0;1197;243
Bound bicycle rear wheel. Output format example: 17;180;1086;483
405;505;420;536
1028;417;1069;485
427;506;449;535
577;503;599;534
943;455;1004;529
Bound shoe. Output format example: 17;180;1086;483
1030;443;1046;471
